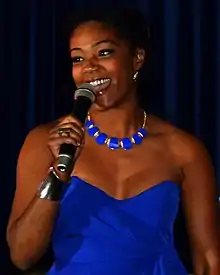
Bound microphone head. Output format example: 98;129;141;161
74;83;96;103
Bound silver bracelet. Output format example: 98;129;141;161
37;167;65;202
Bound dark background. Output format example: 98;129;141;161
1;0;220;273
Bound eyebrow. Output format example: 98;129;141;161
70;39;119;52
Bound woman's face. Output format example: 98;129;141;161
69;21;145;109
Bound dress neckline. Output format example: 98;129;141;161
70;176;180;202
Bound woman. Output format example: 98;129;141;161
6;6;220;275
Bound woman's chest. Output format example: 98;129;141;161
72;142;181;200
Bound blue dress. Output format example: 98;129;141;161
48;176;188;275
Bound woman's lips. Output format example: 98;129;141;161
89;78;111;95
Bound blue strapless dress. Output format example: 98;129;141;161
48;176;188;275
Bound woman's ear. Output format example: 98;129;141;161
133;48;146;71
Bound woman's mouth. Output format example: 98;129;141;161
89;78;111;95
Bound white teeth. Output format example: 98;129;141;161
89;78;110;87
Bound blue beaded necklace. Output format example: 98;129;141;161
85;111;148;150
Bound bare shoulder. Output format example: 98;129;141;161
18;119;60;167
147;114;211;165
22;118;62;149
26;120;57;140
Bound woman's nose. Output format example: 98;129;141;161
83;58;99;74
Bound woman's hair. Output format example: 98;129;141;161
65;5;150;53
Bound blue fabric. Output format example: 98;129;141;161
48;177;187;275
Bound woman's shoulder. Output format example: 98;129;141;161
20;116;65;152
23;123;54;145
25;116;65;140
30;121;56;134
18;117;65;166
147;114;209;164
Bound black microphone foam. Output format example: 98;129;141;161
57;83;95;173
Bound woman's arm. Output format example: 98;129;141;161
7;115;84;271
7;126;59;270
191;242;208;274
179;134;220;275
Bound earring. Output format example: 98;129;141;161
133;71;139;81
137;54;144;61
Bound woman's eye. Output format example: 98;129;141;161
99;49;115;57
71;56;83;64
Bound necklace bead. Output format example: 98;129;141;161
96;133;108;145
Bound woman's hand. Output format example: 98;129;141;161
48;115;85;160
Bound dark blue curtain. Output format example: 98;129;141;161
1;0;220;273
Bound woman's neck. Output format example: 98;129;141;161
89;102;144;138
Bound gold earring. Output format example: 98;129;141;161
133;71;139;81
137;54;143;61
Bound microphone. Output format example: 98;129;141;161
57;83;96;173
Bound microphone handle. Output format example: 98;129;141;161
57;96;92;173
57;143;77;173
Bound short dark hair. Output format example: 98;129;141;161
65;5;150;52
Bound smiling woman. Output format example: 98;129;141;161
6;5;220;275
67;10;148;110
